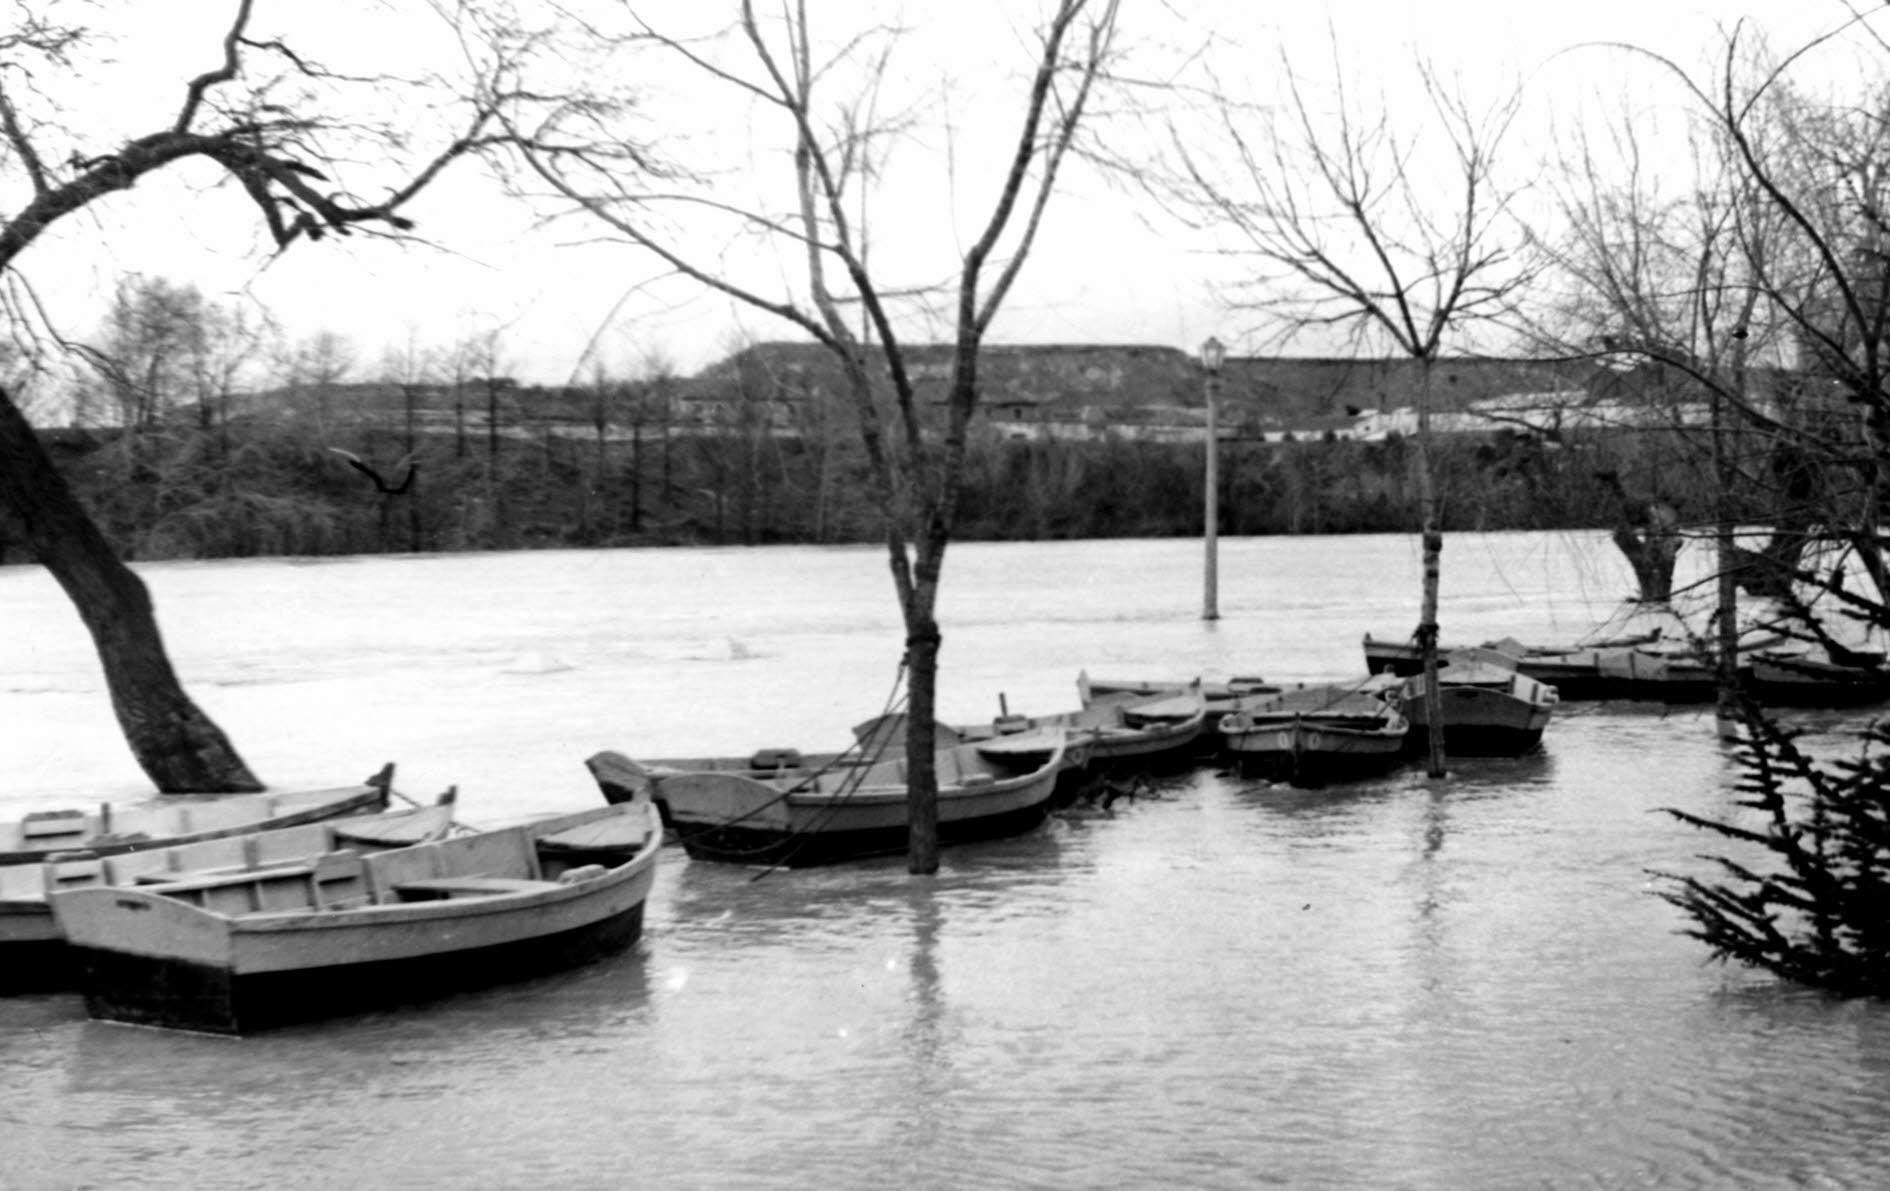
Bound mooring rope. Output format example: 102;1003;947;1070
744;660;915;881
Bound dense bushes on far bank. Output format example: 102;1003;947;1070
0;419;1727;563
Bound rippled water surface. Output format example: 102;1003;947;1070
5;533;1890;1190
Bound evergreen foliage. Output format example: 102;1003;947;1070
1657;711;1890;996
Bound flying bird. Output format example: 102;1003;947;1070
328;447;417;495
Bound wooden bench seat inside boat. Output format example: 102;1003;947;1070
936;748;998;788
149;851;371;914
366;824;547;901
389;875;556;901
81;824;337;888
135;861;316;886
20;810;88;839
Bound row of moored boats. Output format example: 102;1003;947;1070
9;618;1885;1034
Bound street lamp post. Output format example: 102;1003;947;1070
1200;336;1225;621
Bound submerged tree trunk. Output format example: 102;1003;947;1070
1416;358;1446;778
0;389;261;792
1597;469;1680;602
1714;346;1745;727
1612;516;1681;603
903;614;942;875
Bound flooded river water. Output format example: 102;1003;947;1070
3;532;1888;1189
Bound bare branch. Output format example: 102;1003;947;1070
176;0;255;133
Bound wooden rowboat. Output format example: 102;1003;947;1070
1399;647;1559;756
0;796;455;995
1591;644;1722;703
1747;650;1890;708
0;764;398;867
1088;673;1277;718
1365;632;1647;700
587;735;1068;868
582;715;951;834
53;799;661;1034
1079;672;1282;704
1219;680;1409;786
860;683;1208;773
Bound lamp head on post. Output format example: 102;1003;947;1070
1200;336;1226;374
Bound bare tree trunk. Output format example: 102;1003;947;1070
629;421;640;533
662;418;673;506
815;405;832;542
0;389;261;791
1612;522;1680;603
897;521;946;874
1713;426;1741;723
903;615;943;875
405;383;422;552
1714;335;1748;724
1416;357;1446;778
1595;467;1679;602
486;379;500;463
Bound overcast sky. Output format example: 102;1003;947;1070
8;0;1881;389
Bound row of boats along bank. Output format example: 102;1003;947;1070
7;611;1888;1034
588;610;1890;874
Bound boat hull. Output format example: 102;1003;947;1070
1079;675;1278;734
905;685;1212;775
982;708;1208;774
0;767;395;866
1400;660;1558;756
1222;720;1408;785
68;902;646;1035
1363;636;1715;702
1407;703;1551;756
634;742;1067;868
664;795;1056;868
1;801;455;996
1748;656;1890;708
1591;649;1723;703
0;930;72;994
1507;656;1614;702
55;804;659;1033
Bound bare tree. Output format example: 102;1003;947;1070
78;275;276;557
189;295;268;447
1548;24;1890;669
92;275;211;432
295;329;356;435
365;329;431;551
0;2;501;791
473;0;1122;871
1164;49;1536;777
1574;13;1890;995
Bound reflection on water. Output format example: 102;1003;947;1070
4;536;1890;1188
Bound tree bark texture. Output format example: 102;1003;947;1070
0;389;261;791
903;618;942;875
1416;361;1446;778
1597;470;1679;602
1611;519;1680;604
1714;360;1743;728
